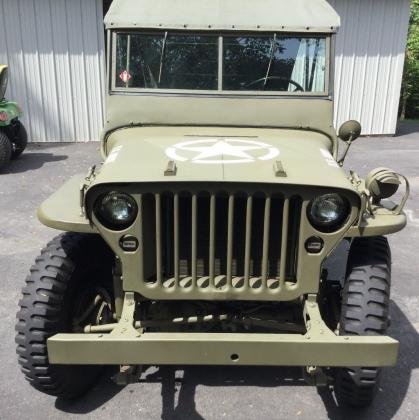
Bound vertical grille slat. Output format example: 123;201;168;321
138;194;144;283
155;194;162;285
244;196;253;286
279;198;290;287
261;196;271;285
209;194;216;284
144;188;302;296
191;194;198;286
285;197;302;281
173;193;179;285
226;194;234;287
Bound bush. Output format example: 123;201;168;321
400;0;419;120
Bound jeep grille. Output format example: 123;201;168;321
140;189;302;296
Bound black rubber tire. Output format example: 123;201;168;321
0;130;12;171
11;120;28;159
334;236;391;407
15;233;115;399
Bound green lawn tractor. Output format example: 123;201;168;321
0;65;27;171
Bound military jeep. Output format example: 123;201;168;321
16;0;409;407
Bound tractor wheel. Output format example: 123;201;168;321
0;130;12;171
11;120;28;159
16;233;115;399
333;236;391;407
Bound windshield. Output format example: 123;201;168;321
113;32;328;93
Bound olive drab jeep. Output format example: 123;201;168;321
16;0;409;408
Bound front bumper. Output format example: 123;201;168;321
47;331;398;367
47;294;399;368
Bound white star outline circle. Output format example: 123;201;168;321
165;138;280;164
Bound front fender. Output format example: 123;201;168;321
346;206;407;237
37;175;96;233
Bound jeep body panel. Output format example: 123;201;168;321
99;127;343;188
37;174;96;233
102;97;337;158
48;332;398;367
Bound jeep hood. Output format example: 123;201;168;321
92;126;356;192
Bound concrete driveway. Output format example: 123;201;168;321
1;124;418;419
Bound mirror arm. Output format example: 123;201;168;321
337;133;354;166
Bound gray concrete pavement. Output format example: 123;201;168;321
1;125;419;419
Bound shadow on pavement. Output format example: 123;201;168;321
53;301;418;419
54;369;122;414
3;152;67;174
148;365;306;420
396;121;419;137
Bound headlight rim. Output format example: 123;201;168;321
307;193;351;233
93;191;138;231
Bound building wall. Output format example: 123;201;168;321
0;0;105;142
0;0;411;141
330;0;411;135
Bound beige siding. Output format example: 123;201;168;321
0;0;105;142
330;0;411;135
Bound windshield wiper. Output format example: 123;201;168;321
158;31;168;86
263;33;277;88
308;38;321;91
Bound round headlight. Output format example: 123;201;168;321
307;193;350;232
94;192;138;230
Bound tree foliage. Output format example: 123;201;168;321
400;0;419;120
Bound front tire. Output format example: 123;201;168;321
15;233;115;399
333;236;391;407
10;120;28;159
0;130;12;171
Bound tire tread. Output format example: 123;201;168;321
0;130;11;171
334;236;391;407
15;232;113;399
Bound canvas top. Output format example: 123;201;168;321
104;0;340;33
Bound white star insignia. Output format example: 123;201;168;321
165;138;280;164
181;140;262;161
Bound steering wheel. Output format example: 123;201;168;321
245;76;304;92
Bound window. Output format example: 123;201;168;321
223;36;326;92
113;32;328;94
115;32;218;90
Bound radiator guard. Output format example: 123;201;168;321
87;183;360;301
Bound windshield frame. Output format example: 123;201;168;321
109;30;331;97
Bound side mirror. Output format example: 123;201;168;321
337;120;362;165
338;120;362;143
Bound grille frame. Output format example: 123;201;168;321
142;191;302;287
87;182;360;301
